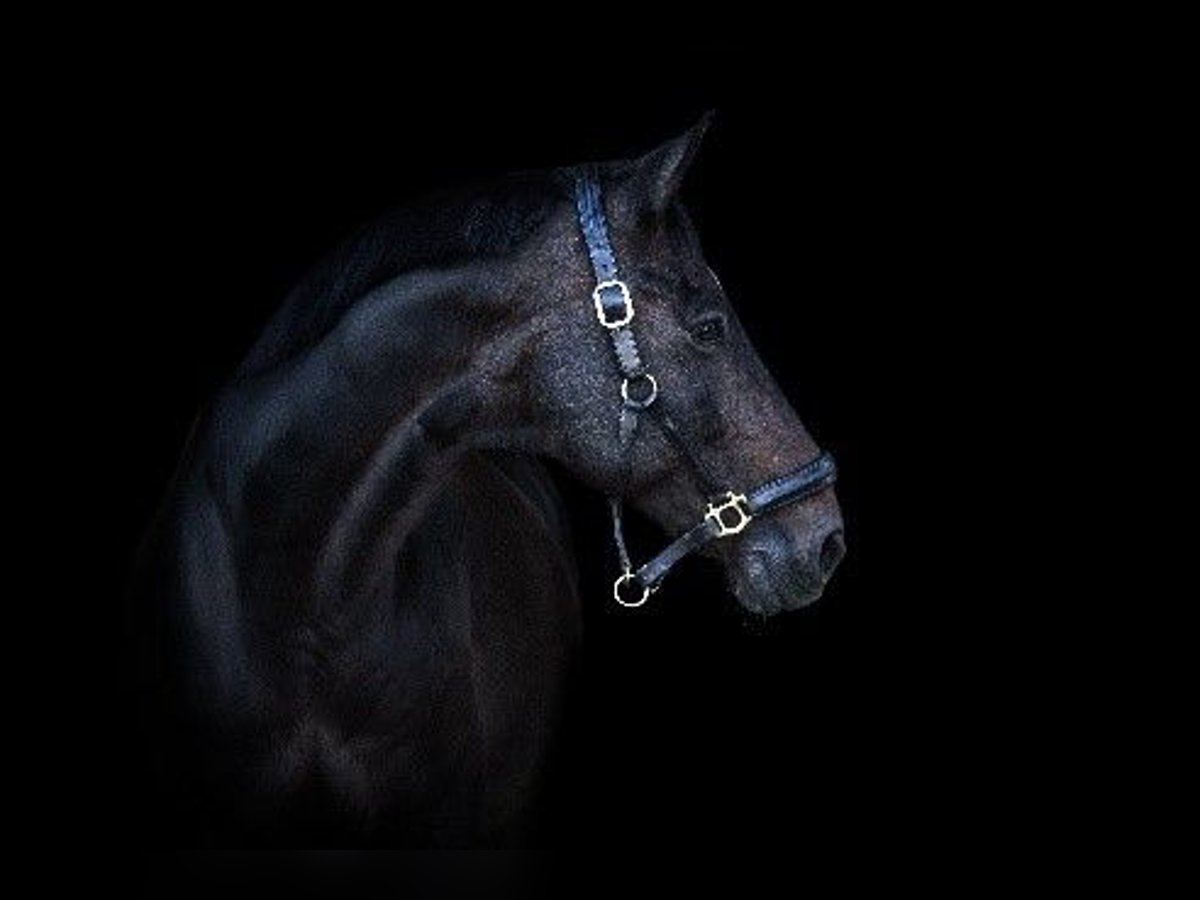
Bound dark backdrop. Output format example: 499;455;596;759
49;32;1104;887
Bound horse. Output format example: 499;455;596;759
132;116;846;847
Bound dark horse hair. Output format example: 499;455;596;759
133;117;844;847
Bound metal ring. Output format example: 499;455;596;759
621;372;658;409
613;571;651;607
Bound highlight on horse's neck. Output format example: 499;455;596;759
259;265;548;603
310;375;508;602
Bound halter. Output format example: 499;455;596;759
574;170;838;607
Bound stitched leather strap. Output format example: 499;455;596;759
746;452;837;514
575;169;619;283
630;519;717;590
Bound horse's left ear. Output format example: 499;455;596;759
623;111;713;211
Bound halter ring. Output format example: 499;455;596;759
621;372;658;409
705;492;753;537
613;570;651;607
593;279;634;329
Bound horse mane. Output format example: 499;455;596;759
226;166;578;591
236;168;567;381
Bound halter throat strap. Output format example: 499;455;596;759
573;170;837;607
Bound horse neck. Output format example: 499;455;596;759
207;261;543;618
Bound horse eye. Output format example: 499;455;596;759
689;313;727;346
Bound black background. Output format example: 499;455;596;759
40;27;1135;889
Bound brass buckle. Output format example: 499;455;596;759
593;279;634;329
705;492;753;537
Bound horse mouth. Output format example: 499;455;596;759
727;526;846;617
731;559;828;616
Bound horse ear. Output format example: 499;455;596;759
623;112;714;211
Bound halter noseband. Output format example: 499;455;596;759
574;170;837;607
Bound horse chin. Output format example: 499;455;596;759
728;560;827;617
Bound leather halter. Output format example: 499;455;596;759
574;170;837;607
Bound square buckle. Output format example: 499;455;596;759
705;492;753;537
593;279;634;329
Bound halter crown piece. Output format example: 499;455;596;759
573;170;838;607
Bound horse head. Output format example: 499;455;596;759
506;117;845;615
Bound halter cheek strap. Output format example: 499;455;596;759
573;170;838;607
575;173;660;449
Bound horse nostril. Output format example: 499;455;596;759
818;529;846;580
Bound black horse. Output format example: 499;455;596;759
133;118;845;846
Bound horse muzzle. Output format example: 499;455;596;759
728;504;846;615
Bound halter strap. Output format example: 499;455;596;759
573;170;838;607
620;451;837;596
575;169;651;388
574;168;724;491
